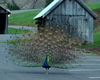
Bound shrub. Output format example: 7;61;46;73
45;0;53;7
7;0;20;10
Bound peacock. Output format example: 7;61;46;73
6;27;82;75
42;54;51;74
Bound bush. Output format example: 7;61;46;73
8;27;82;68
45;0;53;7
7;0;20;10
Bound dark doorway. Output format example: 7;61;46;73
0;14;6;34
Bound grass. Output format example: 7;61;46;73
2;39;20;44
87;3;100;10
8;28;31;34
9;9;42;26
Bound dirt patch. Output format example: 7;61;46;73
87;47;100;52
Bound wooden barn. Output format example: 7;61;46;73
0;6;10;34
34;0;98;44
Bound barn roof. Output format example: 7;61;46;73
34;0;98;20
0;6;11;14
34;0;62;19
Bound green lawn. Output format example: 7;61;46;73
8;28;31;34
9;9;42;26
87;3;100;10
94;32;100;46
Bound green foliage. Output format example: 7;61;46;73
7;0;20;10
45;0;53;7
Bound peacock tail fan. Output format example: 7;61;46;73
7;27;84;69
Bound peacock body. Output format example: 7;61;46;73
42;54;51;74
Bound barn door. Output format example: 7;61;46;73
0;14;6;34
69;16;86;42
69;16;78;38
77;16;86;42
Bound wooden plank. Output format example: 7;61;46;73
65;0;71;15
61;15;66;30
82;17;86;42
45;16;49;28
59;3;63;28
85;12;91;43
54;6;61;27
65;16;70;34
49;15;52;27
77;16;82;41
76;2;81;15
4;14;8;34
61;1;66;15
72;0;77;15
68;0;73;15
89;16;94;44
73;16;78;37
76;1;85;15
83;12;89;43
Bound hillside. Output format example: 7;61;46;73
1;0;100;10
86;0;100;3
0;0;46;9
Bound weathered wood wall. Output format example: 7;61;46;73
43;0;94;44
0;8;8;34
4;14;8;34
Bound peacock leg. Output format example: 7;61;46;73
45;68;48;74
